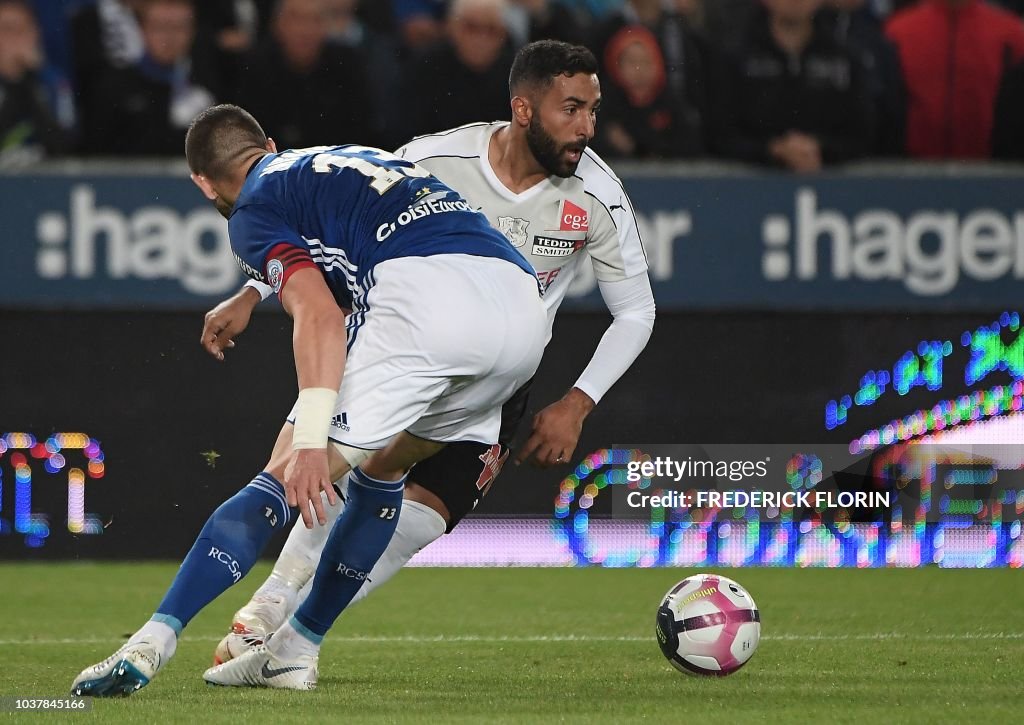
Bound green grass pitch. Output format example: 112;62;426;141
1;563;1021;723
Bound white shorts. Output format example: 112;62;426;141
289;254;545;451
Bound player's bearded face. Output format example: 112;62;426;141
526;113;586;178
524;73;600;178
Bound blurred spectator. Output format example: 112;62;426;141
591;0;712;156
234;0;374;149
192;1;259;96
0;0;75;164
701;0;759;47
30;0;93;79
559;0;624;21
828;0;905;155
992;57;1024;160
505;0;592;46
710;0;875;172
886;0;1024;159
406;0;515;136
595;25;700;158
195;0;257;53
324;0;364;42
83;0;215;155
393;0;446;50
323;0;405;148
70;0;146;138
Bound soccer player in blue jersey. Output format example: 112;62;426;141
200;42;654;672
69;104;546;695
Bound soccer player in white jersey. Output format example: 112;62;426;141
200;40;656;665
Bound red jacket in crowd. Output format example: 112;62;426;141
886;0;1024;158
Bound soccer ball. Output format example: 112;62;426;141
655;573;760;676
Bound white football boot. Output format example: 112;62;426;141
204;643;317;690
70;639;163;697
212;593;290;665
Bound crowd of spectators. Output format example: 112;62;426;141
4;0;1024;170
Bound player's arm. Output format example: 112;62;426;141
571;271;655;400
517;273;655;467
201;278;353;361
228;205;343;527
517;184;655;467
200;280;269;361
278;265;347;529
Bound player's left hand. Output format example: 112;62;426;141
515;388;595;468
284;448;338;528
201;285;261;361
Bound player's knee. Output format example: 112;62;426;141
404;483;451;525
395;499;447;550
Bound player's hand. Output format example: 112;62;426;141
283;448;338;529
515;388;595;468
201;286;261;361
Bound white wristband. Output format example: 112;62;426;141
244;279;274;301
291;387;338;449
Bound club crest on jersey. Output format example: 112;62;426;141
267;258;284;293
497;216;530;247
558;200;589;232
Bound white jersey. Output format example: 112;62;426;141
396;122;648;328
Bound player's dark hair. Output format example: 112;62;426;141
508;40;598;97
185;104;268;180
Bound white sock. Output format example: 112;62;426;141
293;499;447;610
128;620;177;664
269;619;320;660
251;478;348;609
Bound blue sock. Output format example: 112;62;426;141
155;472;291;629
292;467;405;641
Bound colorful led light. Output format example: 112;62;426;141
1;431;106;546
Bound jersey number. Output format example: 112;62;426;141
312;146;431;195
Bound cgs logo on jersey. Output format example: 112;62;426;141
497;216;530;247
559;200;589;232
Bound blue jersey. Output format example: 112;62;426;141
228;145;535;306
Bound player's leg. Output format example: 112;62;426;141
336;381;528;609
227;381;530;651
204;271;447;687
214;476;448;664
272;433;445;652
203;255;545;689
212;304;534;666
282;448;493;616
212;478;347;665
69;422;351;697
204;435;445;690
337;381;527;613
342;434;515;604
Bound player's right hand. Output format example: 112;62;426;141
201;285;261;361
283;448;337;529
